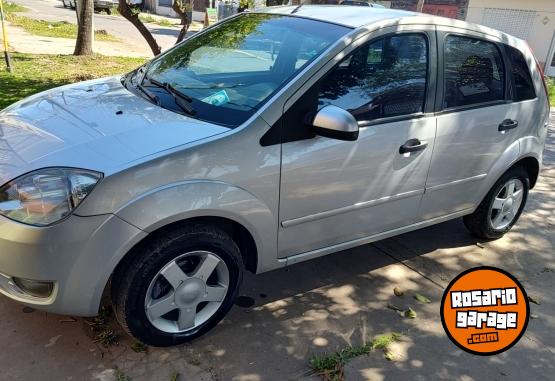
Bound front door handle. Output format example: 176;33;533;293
399;138;428;154
498;119;519;132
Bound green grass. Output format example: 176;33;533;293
309;333;402;381
1;0;28;13
114;369;131;381
139;13;176;27
548;77;555;106
130;342;147;353
0;53;146;110
6;13;118;41
108;7;177;27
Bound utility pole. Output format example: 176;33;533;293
0;0;12;72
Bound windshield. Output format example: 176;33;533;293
135;13;351;127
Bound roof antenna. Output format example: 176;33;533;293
291;1;304;14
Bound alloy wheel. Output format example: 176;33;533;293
489;178;524;231
145;251;230;334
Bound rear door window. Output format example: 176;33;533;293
443;35;505;109
506;45;536;101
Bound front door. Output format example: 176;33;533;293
277;30;437;258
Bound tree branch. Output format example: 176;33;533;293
118;0;161;56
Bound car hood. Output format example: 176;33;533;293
0;76;229;185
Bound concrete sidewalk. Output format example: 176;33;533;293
2;0;204;57
1;20;152;57
1;115;553;380
1;18;202;58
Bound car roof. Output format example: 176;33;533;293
257;5;520;44
259;5;417;28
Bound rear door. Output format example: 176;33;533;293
277;27;438;258
419;29;519;220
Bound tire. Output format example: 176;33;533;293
463;166;529;239
111;223;243;347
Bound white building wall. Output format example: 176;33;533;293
466;0;555;66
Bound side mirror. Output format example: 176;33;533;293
310;105;359;141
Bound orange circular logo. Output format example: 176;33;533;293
441;266;529;355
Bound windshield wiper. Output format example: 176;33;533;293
137;83;161;106
143;76;197;116
176;83;247;89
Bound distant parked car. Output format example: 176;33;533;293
61;0;76;9
94;0;142;14
94;0;116;14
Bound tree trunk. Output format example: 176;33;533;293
172;1;191;44
176;24;189;44
118;0;161;56
74;0;94;55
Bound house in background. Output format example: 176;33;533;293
142;0;180;17
465;0;555;76
142;0;214;19
387;0;469;20
379;0;555;74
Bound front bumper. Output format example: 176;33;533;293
0;213;146;316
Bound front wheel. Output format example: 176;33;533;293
463;166;529;239
112;224;243;347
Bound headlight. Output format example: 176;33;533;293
0;168;102;226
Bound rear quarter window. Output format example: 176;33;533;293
506;45;536;101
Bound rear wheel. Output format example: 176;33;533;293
112;223;243;347
463;166;529;239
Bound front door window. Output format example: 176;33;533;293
318;33;429;123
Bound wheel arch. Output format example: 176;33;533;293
96;180;281;316
103;215;260;318
513;156;540;189
109;180;280;278
113;215;259;279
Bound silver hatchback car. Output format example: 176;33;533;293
0;6;549;346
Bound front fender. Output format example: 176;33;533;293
114;180;279;273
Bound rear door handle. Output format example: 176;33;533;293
498;119;519;132
399;138;428;154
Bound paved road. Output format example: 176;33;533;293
0;111;553;380
10;0;194;55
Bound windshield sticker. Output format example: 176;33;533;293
202;90;230;106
